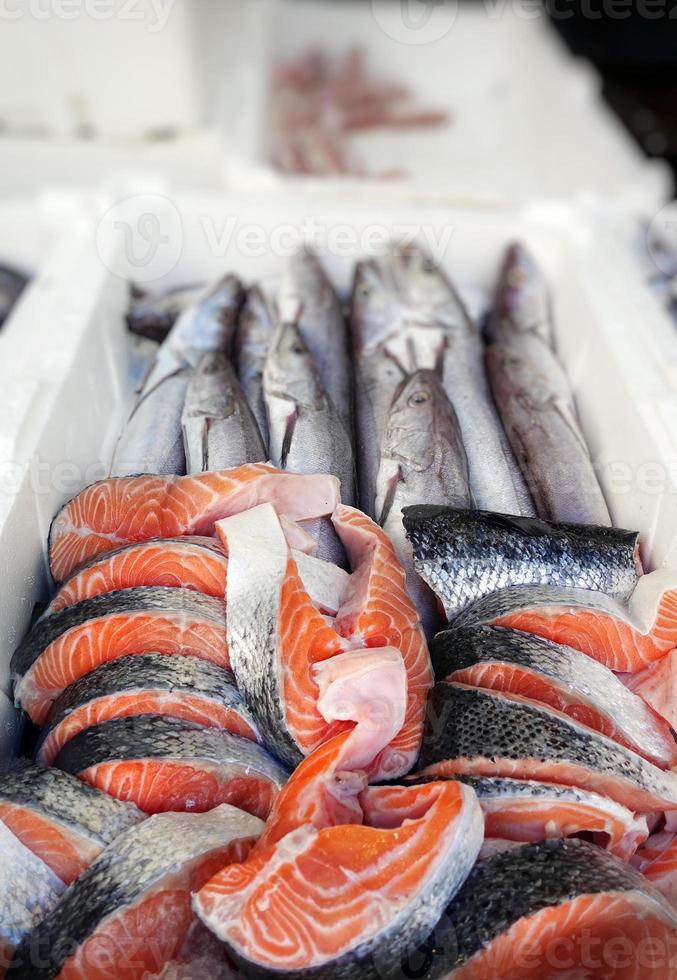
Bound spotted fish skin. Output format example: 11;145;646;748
402;506;640;622
37;654;260;766
417;684;677;813
9;806;263;980
429;839;677;977
431;626;677;768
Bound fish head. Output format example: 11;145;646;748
350;259;401;353
265;318;324;408
171;273;243;358
383;369;456;471
488;241;551;344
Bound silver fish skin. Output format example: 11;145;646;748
427;839;677;977
416;683;677;812
126;282;203;344
235;284;276;449
402;506;641;622
486;332;611;525
376;369;472;640
110;274;244;477
0;822;64;969
431;625;676;769
485;241;553;346
181;351;266;473
10;806;263;980
282;246;352;437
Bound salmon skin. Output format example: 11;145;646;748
416;684;677;813
0;822;64;976
36;654;260;767
53;715;288;819
0;760;142;885
455;570;677;673
10;805;263;980
48;463;340;582
12;587;228;725
423;839;677;979
432;626;677;768
411;773;647;861
194;779;482;980
402;506;641;622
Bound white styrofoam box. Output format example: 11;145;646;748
1;191;676;745
223;0;671;214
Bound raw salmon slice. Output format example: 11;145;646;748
54;715;288;819
218;504;410;776
12;587;227;725
433;625;677;768
193;779;482;978
0;822;65;978
624;651;677;731
49;463;340;582
416;683;677;813
10;806;263;980
37;654;260;767
437;839;677;979
0;760;142;885
456;569;677;672
412;774;647;861
642;834;677;908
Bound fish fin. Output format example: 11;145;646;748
377;465;403;528
280;407;300;469
201;417;212;472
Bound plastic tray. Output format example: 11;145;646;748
223;0;671;214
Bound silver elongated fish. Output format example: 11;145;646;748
126;282;203;343
181;351;266;473
110;274;244;477
235;284;277;450
485;240;553;346
282;246;352;437
375;369;472;639
486;332;611;525
264;315;355;565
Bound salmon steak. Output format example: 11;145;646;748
0;822;65;977
48;463;340;582
433;838;677;978
194;778;482;979
402;505;641;621
53;715;288;819
9;806;263;980
0;760;142;885
12;587;228;725
640;834;677;908
455;569;677;672
416;683;677;813
624;650;677;731
432;625;677;768
36;654;260;767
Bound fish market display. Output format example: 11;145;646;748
435;839;677;979
417;683;677;812
485;241;553;346
0;822;64;976
54;715;287;819
270;47;447;176
432;625;677;768
111;274;244;477
126;282;203;343
12;587;228;725
235;284;276;447
181;351;266;473
36;654;260;767
0;760;142;885
403;506;641;622
456;568;677;672
48;463;340;581
9;806;262;980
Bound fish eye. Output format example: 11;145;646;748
408;390;430;406
291;342;305;354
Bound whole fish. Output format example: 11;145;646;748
402;505;641;622
485;240;553;346
181;351;266;473
282;246;352;437
126;282;203;343
235;284;276;449
486;332;611;525
110;274;244;477
264;315;355;564
375;369;472;639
